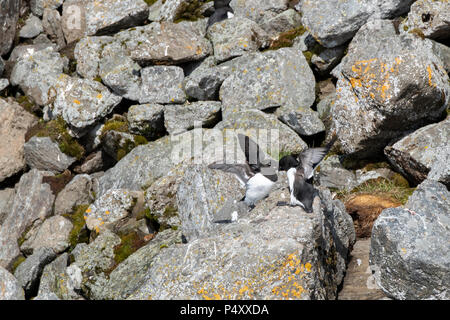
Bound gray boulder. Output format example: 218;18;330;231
0;0;20;56
230;0;289;24
0;188;14;226
13;247;57;296
19;14;44;39
24;136;77;173
127;103;166;140
370;180;450;299
74;36;114;80
332;19;449;159
42;9;66;50
314;155;358;191
0;79;8;91
54;174;94;215
0;169;55;268
0;266;25;300
207;17;269;63
404;0;450;40
260;8;303;38
385;118;450;185
139;66;186;105
428;145;450;188
0;98;38;183
164;101;222;135
30;0;64;17
277;108;325;137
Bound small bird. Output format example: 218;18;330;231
208;134;278;210
207;0;234;30
282;135;337;213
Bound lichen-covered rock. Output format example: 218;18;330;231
10;46;68;106
19;14;44;39
50;74;122;137
220;48;316;116
217;109;308;154
403;0;450;40
128;188;355;300
431;40;450;74
428;145;450;188
370;180;450;299
42;9;66;50
0;78;8;91
0;188;14;226
277;108;325;137
207;17;269;63
54;174;94;215
30;0;64;17
314;155;358;191
61;0;149;44
0;0;20;56
139;66;186;104
260;8;303;38
0;98;38;183
121;21;211;65
0;266;25;300
84;189;139;234
74;36;114;80
24;136;77;173
89;229;182;300
230;0;289;24
20;216;73;254
385;118;450;185
310;45;346;76
127;103;166;140
0;169;55;268
13;247;57;296
332;19;449;159
164;101;222;135
177;164;246;242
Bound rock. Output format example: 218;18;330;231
98;41;141;101
128;188;355;299
20;216;73;255
42;9;66;50
84;189;139;234
78;151;105;174
0;266;25;300
50;74;122;137
148;0;163;21
127;103;166;140
314;155;358;191
428;145;450;188
404;0;450;40
230;0;289;24
0;98;38;183
298;0;416;48
260;9;303;38
13;247;57;296
0;169;55;268
332;19;449;159
19;14;43;39
100;130;137;161
139;66;186;104
74;36;114;80
30;0;64;17
207;17;269;63
0;56;3;75
184;56;232;101
0;188;14;226
431;40;450;74
10;46;68;106
158;0;205;22
54;174;94;215
277;108;325;137
119;21;212;65
370;180;450;299
89;229;182;300
385;118;450;185
217;109;308;154
310;45;346;76
61;0;149;44
220;48;316;116
0;79;9;91
164;101;222;135
0;0;20;56
177;164;246;242
24;136;77;173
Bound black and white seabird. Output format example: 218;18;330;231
207;0;234;29
208;134;278;210
282;136;337;213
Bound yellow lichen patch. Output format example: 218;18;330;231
427;65;436;87
85;207;92;213
305;262;312;272
73;99;81;105
97;93;103;99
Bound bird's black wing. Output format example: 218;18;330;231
298;135;337;179
208;162;254;186
237;133;268;171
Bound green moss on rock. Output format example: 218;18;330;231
63;204;91;251
173;0;206;23
268;25;307;50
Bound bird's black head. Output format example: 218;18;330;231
278;154;299;171
214;0;232;9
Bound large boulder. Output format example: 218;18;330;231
0;98;38;183
54;174;94;215
139;66;186;105
370;180;450;299
0;188;14;226
230;0;289;24
332;19;449;159
127;187;355;300
0;266;25;300
385;118;450;186
0;0;20;56
30;0;64;17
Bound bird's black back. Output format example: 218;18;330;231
293;177;316;213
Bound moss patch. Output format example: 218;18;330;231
173;0;206;23
409;28;425;39
16;95;40;116
302;43;326;66
10;255;26;274
42;169;73;196
268;25;307;50
63;204;91;252
144;0;158;6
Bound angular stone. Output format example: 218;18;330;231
0;169;55;268
332;19;449;159
220;48;316;116
24;136;77;173
13;247;57;296
30;0;64;17
54;174;94;215
370;180;450;299
230;0;288;24
0;79;8;91
278;108;326;137
127;103;166;140
428;145;450;187
385;118;450;185
404;0;450;40
139;66;186;105
0;98;38;183
207;17;269;63
0;188;14;226
21;216;73;255
0;0;20;56
260;8;303;38
19;14;44;39
74;36;114;80
0;266;25;300
42;9;66;50
314;155;358;191
164;101;222;135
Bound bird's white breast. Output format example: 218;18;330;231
286;168;305;208
244;173;275;205
227;12;234;18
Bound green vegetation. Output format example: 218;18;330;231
268;25;307;50
10;256;26;274
173;0;206;23
63;204;91;252
144;0;158;6
302;42;326;66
